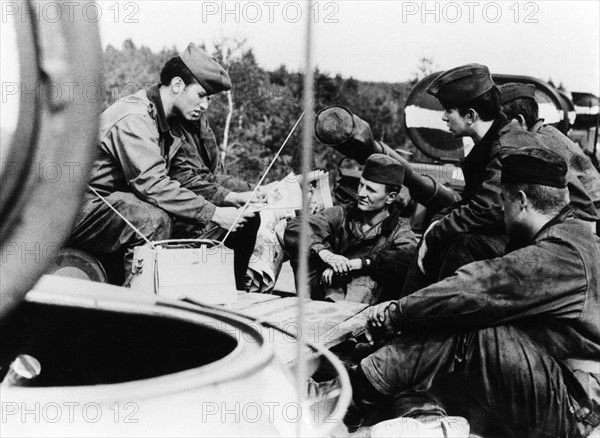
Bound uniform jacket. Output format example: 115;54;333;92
88;84;249;225
531;120;600;221
394;207;600;404
423;115;534;269
284;203;418;304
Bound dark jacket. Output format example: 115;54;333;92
423;116;533;269
394;207;600;405
284;204;417;304
531;120;600;222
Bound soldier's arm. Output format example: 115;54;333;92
107;114;216;224
425;154;505;254
392;239;587;329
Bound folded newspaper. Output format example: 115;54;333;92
246;170;333;293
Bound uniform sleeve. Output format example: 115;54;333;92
394;239;587;329
368;220;418;286
105;114;216;223
169;139;231;205
395;240;588;327
424;154;505;263
284;207;345;259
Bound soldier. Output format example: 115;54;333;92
69;43;264;289
346;147;600;437
500;82;600;233
404;63;538;294
284;154;417;304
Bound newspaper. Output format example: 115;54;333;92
246;171;333;293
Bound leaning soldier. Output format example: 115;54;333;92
346;147;600;438
70;43;265;289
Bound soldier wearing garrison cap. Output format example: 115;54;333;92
284;154;417;304
499;82;600;233
70;42;265;289
346;146;600;437
402;63;541;296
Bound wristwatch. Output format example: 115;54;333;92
361;256;372;270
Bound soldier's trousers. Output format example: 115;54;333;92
69;191;259;289
360;325;580;437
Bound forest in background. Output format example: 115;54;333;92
102;39;423;183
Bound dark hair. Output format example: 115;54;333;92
502;98;539;128
456;86;502;121
160;56;198;86
504;183;569;214
385;185;401;195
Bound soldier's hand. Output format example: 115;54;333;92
318;250;352;274
223;191;267;208
255;181;279;201
366;300;398;342
417;220;439;274
321;268;334;286
212;207;256;232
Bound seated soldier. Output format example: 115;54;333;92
284;154;417;305
69;43;264;289
345;147;600;438
403;64;538;296
500;82;600;233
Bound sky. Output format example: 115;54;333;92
94;0;599;93
1;0;600;135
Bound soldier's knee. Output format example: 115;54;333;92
148;209;172;241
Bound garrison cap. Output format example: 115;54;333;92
180;42;232;95
499;83;536;105
362;154;405;187
426;63;494;107
501;147;567;188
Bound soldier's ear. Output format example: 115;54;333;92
517;190;528;209
465;108;477;124
170;77;185;93
385;191;398;204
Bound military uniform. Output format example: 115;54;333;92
70;44;257;285
499;82;600;226
402;115;536;294
285;154;417;304
358;149;600;436
284;203;417;304
363;206;600;437
532;121;600;221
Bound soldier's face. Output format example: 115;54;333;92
442;108;470;137
357;178;394;212
174;82;210;121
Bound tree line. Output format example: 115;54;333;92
102;39;419;183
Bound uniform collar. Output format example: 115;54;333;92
532;205;574;240
462;113;509;165
347;202;400;236
146;84;171;134
506;205;574;252
529;118;545;133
